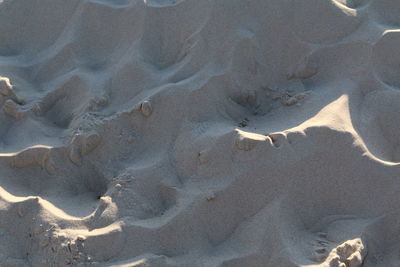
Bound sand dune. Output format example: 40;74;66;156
0;0;400;266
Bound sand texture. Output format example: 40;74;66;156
0;0;399;266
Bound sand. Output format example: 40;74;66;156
0;0;399;266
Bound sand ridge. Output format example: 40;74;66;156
0;0;399;266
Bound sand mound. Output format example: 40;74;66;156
0;0;399;266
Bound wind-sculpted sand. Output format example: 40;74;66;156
0;0;399;266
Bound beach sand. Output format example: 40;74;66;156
0;0;399;266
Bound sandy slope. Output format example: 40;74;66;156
0;0;399;266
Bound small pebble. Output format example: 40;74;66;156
115;183;122;190
0;77;13;96
140;100;153;117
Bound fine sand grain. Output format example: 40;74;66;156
0;0;399;266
